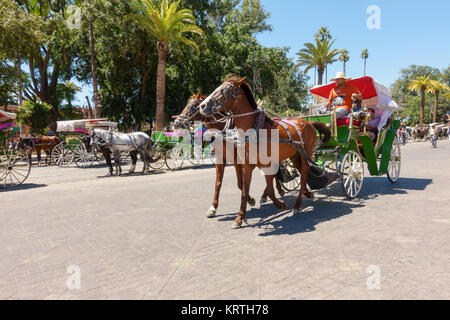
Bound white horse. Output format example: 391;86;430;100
92;129;153;176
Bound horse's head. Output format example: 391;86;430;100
16;138;32;151
199;77;248;117
81;135;93;153
172;91;207;130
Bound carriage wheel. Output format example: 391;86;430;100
165;147;184;171
280;159;301;192
51;142;74;167
387;140;401;183
149;146;166;170
0;148;32;189
341;151;364;199
74;144;96;168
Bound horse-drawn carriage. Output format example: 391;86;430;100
51;119;118;168
0;110;31;189
151;128;216;171
293;76;402;198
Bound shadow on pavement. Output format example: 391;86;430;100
0;183;47;193
216;177;433;237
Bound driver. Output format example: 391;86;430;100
327;72;363;121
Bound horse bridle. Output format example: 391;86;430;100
205;82;242;117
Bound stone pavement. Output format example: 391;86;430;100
0;140;449;300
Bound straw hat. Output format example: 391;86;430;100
330;72;352;82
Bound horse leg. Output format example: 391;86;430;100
206;163;226;218
129;151;137;174
105;151;114;176
291;154;313;215
274;173;285;197
232;164;255;229
37;148;41;165
235;164;256;207
113;151;121;176
263;174;287;210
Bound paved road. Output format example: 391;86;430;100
0;140;449;300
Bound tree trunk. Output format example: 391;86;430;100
420;88;425;125
317;66;324;86
155;41;168;130
433;91;439;123
364;59;367;76
88;6;101;119
343;61;346;74
15;55;25;137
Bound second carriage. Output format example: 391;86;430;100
51;119;118;168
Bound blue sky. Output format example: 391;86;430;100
77;0;450;105
256;0;449;86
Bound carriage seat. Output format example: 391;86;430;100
336;116;360;127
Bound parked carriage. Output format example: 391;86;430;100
151;128;216;171
279;76;401;198
0;110;31;189
51;119;118;168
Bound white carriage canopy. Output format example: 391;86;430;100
309;76;400;131
0;109;17;122
56;119;118;133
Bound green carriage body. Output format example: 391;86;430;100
304;113;400;177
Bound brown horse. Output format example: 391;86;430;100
172;92;285;218
200;77;330;229
17;136;61;165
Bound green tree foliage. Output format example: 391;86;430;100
392;65;449;125
16;100;52;135
72;0;309;129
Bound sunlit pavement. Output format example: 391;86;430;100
0;140;449;299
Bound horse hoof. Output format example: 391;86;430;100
260;196;268;204
281;202;289;210
248;197;256;207
279;190;286;197
206;206;217;218
231;221;242;229
292;209;302;216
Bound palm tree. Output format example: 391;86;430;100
128;0;204;129
314;27;332;83
339;49;350;74
315;27;331;41
296;37;340;85
427;80;450;123
87;0;101;118
408;76;433;125
361;49;369;76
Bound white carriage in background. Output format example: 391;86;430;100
51;119;117;168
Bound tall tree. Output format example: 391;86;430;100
315;26;331;41
127;0;204;129
361;49;369;76
427;80;450;123
408;76;433;125
339;49;350;74
296;37;340;85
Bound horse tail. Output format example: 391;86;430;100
311;122;331;145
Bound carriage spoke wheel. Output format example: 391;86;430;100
149;146;166;170
0;148;31;189
341;151;364;199
51;142;73;167
74;144;96;168
165;147;184;171
280;159;301;192
387;140;401;183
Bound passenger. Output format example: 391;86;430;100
327;72;363;122
365;108;380;143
